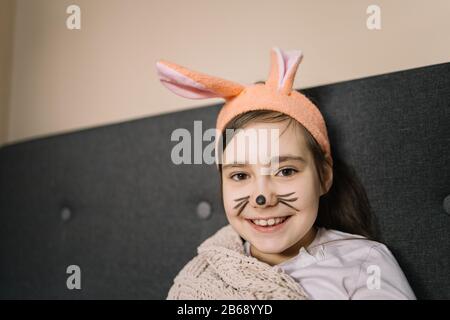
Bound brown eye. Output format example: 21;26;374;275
276;168;298;177
231;173;249;181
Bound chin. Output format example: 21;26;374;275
251;242;289;254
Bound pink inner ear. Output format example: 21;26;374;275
274;48;303;89
156;61;221;99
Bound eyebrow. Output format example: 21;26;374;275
222;154;306;170
278;155;307;164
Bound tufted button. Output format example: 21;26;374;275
60;207;72;221
196;201;212;220
443;195;450;215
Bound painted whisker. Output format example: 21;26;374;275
276;192;300;211
233;200;247;209
234;196;250;202
278;200;300;211
233;196;250;215
277;192;295;198
276;197;298;202
236;201;249;216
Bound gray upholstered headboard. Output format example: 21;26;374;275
0;62;449;299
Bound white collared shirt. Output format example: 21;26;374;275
243;227;416;300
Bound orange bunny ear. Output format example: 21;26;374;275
265;47;303;95
156;60;245;101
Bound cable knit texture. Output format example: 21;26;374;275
167;224;308;300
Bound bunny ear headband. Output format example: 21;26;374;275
156;47;333;168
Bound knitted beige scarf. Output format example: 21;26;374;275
167;224;308;300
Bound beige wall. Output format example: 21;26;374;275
0;0;15;146
3;0;450;146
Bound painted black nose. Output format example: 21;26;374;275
256;195;266;205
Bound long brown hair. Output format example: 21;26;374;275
217;110;376;240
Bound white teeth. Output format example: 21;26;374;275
252;217;287;226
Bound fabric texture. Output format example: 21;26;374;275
156;47;333;168
167;224;308;300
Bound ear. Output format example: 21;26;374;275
320;161;334;196
266;47;303;94
156;60;245;100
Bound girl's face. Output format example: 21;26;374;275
221;120;327;258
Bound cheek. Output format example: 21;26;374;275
290;172;322;208
288;208;318;239
222;182;244;218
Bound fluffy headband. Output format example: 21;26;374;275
156;47;333;168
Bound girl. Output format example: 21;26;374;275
156;47;416;299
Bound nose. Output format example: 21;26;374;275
256;195;266;205
251;177;275;208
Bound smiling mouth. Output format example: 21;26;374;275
246;215;292;227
